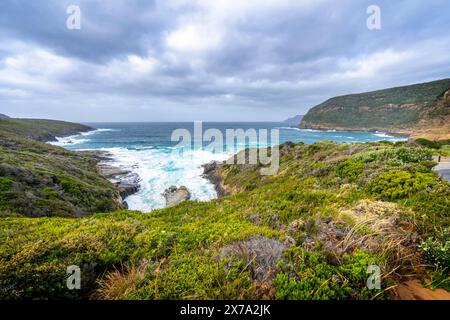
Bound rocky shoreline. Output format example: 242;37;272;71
78;150;140;208
202;160;229;198
299;123;411;139
77;151;231;210
78;150;198;209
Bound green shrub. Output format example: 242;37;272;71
335;159;365;181
354;147;432;166
0;177;13;192
419;228;450;270
415;138;441;149
367;170;436;200
274;248;384;300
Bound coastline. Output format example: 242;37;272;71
77;150;141;208
298;124;411;139
47;125;410;212
48;129;141;209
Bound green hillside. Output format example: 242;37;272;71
300;78;450;138
1;141;448;299
0;122;122;218
0;118;92;141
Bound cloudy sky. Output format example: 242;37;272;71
0;0;449;122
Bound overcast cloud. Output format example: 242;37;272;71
0;0;449;122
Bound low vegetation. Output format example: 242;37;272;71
415;138;450;157
1;140;448;300
0;128;122;217
0;118;92;141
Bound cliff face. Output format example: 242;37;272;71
300;78;450;140
411;88;450;140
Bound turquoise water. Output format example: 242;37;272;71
50;122;405;212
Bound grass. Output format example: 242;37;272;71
1;140;448;299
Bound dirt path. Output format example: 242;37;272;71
393;280;450;300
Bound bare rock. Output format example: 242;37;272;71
201;161;228;197
163;186;191;207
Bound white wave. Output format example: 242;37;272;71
100;146;232;212
372;132;407;141
276;127;318;132
277;127;338;133
374;132;391;138
49;135;90;147
49;128;116;147
80;128;118;136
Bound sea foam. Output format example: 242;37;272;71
102;146;231;212
49;129;118;147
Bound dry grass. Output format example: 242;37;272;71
94;260;149;300
339;201;420;272
303;200;421;275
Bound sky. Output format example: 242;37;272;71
0;0;449;122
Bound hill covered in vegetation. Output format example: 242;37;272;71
0;121;123;218
0;117;92;142
1;141;448;299
300;78;450;140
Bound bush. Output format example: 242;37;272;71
354;147;432;166
419;228;450;270
274;248;384;300
335;159;365;181
367;170;436;200
415;138;441;149
0;177;13;192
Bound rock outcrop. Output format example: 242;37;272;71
80;150;141;208
202;161;229;197
163;186;191;207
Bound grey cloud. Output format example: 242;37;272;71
0;0;450;121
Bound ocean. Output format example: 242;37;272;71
50;122;405;212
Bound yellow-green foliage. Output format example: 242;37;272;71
367;170;436;200
0;141;449;300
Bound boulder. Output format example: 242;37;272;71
163;185;191;207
